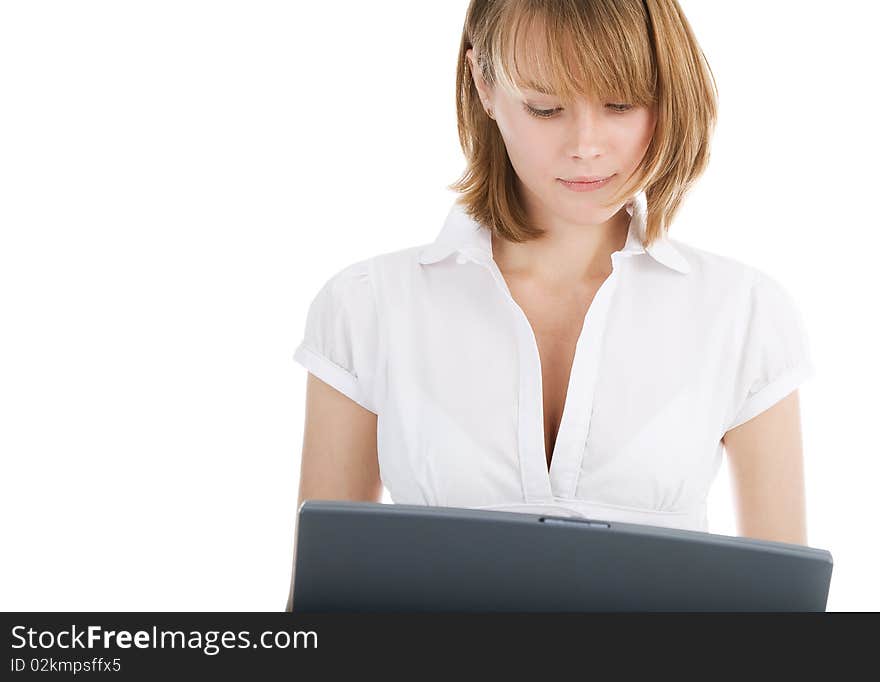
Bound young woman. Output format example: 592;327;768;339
288;0;813;610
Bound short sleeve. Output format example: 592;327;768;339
725;269;815;431
293;259;380;414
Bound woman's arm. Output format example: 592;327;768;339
286;372;382;611
296;372;382;507
721;389;809;546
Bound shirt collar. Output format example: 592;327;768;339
417;190;691;274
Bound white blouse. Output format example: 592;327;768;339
292;190;815;532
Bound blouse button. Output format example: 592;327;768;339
455;253;469;265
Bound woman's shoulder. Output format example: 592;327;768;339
668;237;780;291
307;244;432;319
328;242;439;287
668;238;808;324
319;240;425;282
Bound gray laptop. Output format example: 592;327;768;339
291;499;833;612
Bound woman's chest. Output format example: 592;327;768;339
507;278;603;467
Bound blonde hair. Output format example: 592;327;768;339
447;0;719;248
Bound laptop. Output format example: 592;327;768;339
290;499;833;612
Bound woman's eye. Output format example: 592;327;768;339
523;104;561;119
523;102;634;118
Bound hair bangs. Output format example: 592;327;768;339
488;0;656;108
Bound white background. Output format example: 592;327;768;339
1;1;877;611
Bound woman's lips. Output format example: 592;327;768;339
558;174;615;192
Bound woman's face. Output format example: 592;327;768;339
466;48;657;225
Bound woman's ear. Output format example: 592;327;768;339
466;48;495;119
